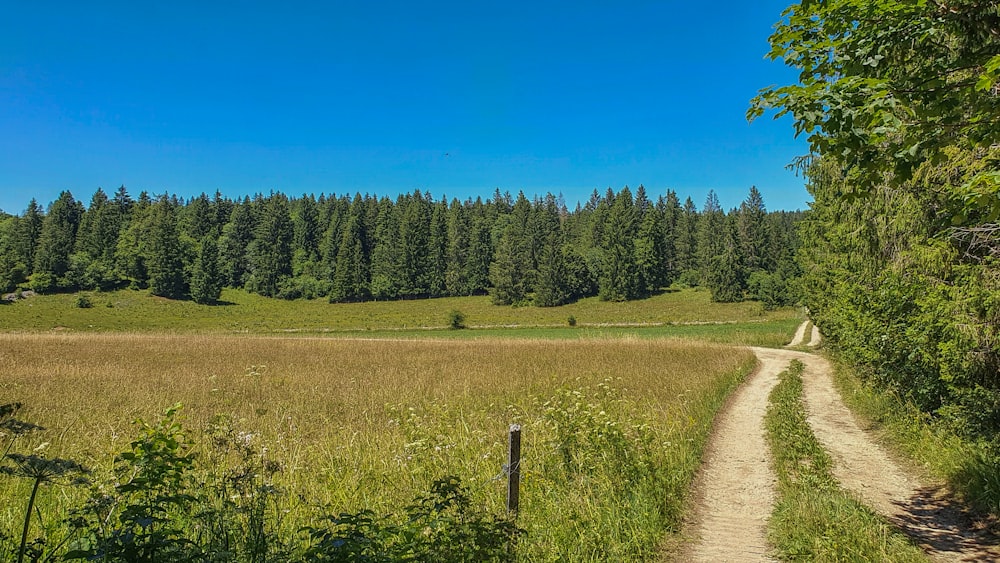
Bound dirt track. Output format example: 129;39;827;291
680;321;999;562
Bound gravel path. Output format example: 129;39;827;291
680;322;998;561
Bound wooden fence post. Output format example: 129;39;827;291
507;424;521;514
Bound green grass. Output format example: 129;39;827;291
831;361;1000;517
0;286;799;339
0;333;757;561
765;360;927;562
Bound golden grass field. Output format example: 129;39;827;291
0;332;756;560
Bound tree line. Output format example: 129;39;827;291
752;0;1000;491
0;185;801;307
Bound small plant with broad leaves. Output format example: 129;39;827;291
65;403;200;562
299;475;521;562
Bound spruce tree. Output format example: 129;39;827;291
190;236;222;304
115;193;152;289
599;187;639;301
246;194;294;297
218;198;254;288
146;196;187;299
465;202;493;295
444;199;471;296
489;220;529;305
533;231;569;307
428;199;448;296
11;199;43;276
369;197;403;300
399;190;431;296
330;199;368;302
634;203;667;296
33;191;83;290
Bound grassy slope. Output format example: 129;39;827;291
0;287;801;346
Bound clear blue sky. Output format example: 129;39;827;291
0;1;807;215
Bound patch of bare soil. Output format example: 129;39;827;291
678;348;787;562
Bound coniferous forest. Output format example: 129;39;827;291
0;185;801;308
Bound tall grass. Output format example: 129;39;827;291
765;360;925;561
830;361;1000;517
0;333;755;560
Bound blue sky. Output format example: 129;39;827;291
0;1;808;215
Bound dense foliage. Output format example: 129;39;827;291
755;0;1000;509
0;186;802;307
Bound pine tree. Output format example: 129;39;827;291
218;198;254;287
246;194;294;297
190;236;222;304
369;197;403;300
599;187;639;301
33;191;83;290
146;196;187;299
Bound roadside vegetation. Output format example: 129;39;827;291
0;333;756;561
753;0;1000;516
832;361;1000;519
765;360;926;562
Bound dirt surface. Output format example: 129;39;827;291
680;320;999;562
680;347;787;562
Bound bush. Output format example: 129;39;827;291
448;310;466;330
75;294;93;309
567;315;577;327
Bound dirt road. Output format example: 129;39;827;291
680;321;999;561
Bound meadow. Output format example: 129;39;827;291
0;288;798;560
0;286;798;342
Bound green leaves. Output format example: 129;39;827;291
751;0;1000;192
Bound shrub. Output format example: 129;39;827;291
567;315;577;327
75;294;93;309
448;310;466;330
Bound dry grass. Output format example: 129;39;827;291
0;333;754;559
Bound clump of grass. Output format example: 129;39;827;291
765;360;925;561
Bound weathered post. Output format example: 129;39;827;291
507;423;521;514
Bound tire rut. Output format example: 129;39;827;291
679;323;998;561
